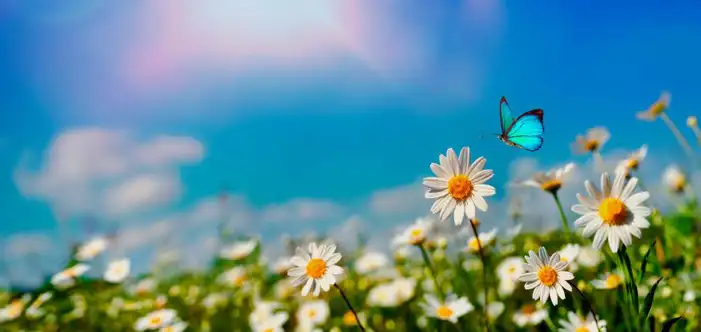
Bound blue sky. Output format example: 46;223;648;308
1;0;701;285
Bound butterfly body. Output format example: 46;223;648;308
497;97;545;152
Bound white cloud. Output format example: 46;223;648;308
14;127;204;219
259;198;344;223
104;173;182;216
368;181;428;215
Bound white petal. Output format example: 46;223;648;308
291;257;307;267
430;163;451;179
326;253;342;265
608;229;620;252
301;278;313;296
312;280;321;296
423;177;449;190
468;157;487;177
582;218;603;237
471;170;494;184
327;265;344;275
472;195;488;212
611;173;625;198
454;202;466;225
458;147;470;174
625;192;650;206
592;228;607;249
288;267;306;277
465;200;476;219
474;184;496;196
519;272;538;282
440;198;457;221
620;177;638;200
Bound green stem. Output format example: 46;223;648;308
334;284;367;332
468;220;491;332
552;192;572;239
617;247;640;315
418;243;445;300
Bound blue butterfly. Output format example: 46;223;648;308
497;96;545;152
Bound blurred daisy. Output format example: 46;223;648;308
496;257;525;295
572;172;651;252
688;116;701;144
637;91;671;121
592;271;624;290
75;236;108;261
487;302;505;321
519;163;576;194
558;311;607;332
0;294;31;323
367;278;416;307
272;257;294;275
663;164;687;194
249;300;284;327
25;292;52;319
220;239;257;260
572;127;610;154
202;293;228;310
465;228;497;253
288;242;344;297
134;309;178;331
159;322;188;332
505;223;523;240
392;217;433;247
355;251;389;275
51;264;90;289
296;300;329;327
133;278;157;296
104;258;131;283
684;290;696;302
615;145;648;178
518;247;574;305
513;304;548;327
423;147;496;225
558;244;581;272
637;91;693;156
217;266;249;288
342;310;365;327
577;245;603;268
420;293;474;323
253;312;288;332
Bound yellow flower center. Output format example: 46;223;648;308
468;238;482;251
149;316;162;326
343;310;358;325
521;304;536;315
540;179;562;193
575;327;591;332
626;158;639;170
584;140;599;152
162;327;174;332
263;329;274;332
306;258;326;279
447;175;473;201
436;305;454;320
7;301;22;318
233;275;247;286
598;198;628;226
673;178;686;193
606;274;622;288
537;266;558;286
408;228;425;245
307;309;317;318
649;101;666;116
507;266;516;274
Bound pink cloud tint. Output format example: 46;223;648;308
121;0;425;89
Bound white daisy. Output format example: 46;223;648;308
133;278;157;296
354;251;389;274
519;163;576;194
591;272;624;290
518;247;574;305
496;257;525;295
220;239;258;260
636;91;671;121
366;278;416;308
296;300;329;327
558;311;607;332
423;147;496;225
465;228;497;253
288;242;344;297
0;295;31;323
392;217;433;247
576;245;602;268
487;302;505;321
104;258;131;283
25;292;52;319
271;257;294;275
51;264;90;289
615;145;648;177
558;244;581;272
217;266;249;288
662;164;687;193
75;236;109;261
249;300;283;327
513;304;548;327
572;172;652;252
252;312;288;332
134;309;177;331
684;290;696;302
420;293;474;323
159;322;188;332
571;127;610;154
506;223;523;240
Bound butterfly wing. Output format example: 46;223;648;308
505;109;545;152
499;97;515;134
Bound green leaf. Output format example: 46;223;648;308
639;239;657;283
618;247;640;311
661;316;684;332
639;277;663;330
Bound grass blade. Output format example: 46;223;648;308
639;239;657;283
639;277;663;330
661;316;684;332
